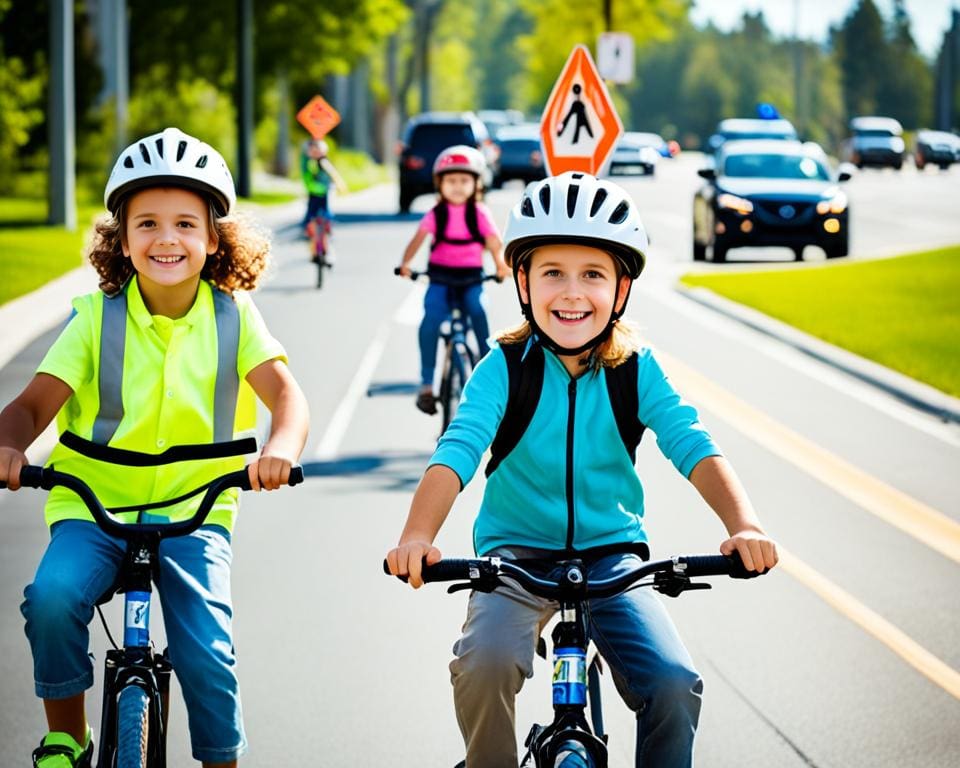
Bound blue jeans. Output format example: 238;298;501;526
21;520;247;763
301;193;330;227
450;551;702;767
419;279;490;387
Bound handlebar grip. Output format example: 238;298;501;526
0;465;44;490
381;557;478;583
288;466;305;486
421;558;476;583
683;552;759;579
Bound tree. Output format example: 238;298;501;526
833;0;887;117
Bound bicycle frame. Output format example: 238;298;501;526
308;213;332;288
5;457;304;768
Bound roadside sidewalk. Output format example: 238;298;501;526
677;285;960;425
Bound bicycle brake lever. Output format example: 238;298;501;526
654;572;713;598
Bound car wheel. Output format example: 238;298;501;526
825;236;849;259
712;242;728;263
399;188;415;214
893;161;903;170
693;239;706;262
792;246;804;262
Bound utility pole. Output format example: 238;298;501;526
236;0;254;198
49;0;76;230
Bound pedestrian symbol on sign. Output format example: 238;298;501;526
558;84;594;145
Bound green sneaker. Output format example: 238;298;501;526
31;728;93;768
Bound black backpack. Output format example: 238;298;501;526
431;200;486;251
485;341;646;477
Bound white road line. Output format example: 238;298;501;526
313;321;392;460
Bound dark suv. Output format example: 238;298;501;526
397;112;499;212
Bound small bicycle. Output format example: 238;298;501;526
307;211;333;289
395;268;501;434
2;442;303;768
385;548;760;768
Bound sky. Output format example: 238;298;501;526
689;0;958;60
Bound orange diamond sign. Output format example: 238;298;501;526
297;94;341;139
540;45;623;176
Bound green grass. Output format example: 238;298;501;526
0;199;102;307
679;247;960;397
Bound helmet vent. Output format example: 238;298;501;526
138;143;151;164
176;141;187;162
538;184;551;214
572;173;584;179
566;185;580;218
589;188;608;217
521;196;535;218
609;200;629;225
155;138;164;158
123;155;134;169
196;155;208;169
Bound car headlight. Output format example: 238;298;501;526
717;193;754;215
816;190;848;215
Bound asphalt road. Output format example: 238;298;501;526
1;154;958;766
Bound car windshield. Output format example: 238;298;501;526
723;153;830;180
408;124;475;151
854;129;896;138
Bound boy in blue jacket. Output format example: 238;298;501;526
386;172;779;767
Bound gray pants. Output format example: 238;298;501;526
449;554;703;768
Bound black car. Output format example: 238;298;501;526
494;124;546;184
914;129;960;170
397;112;499;212
843;116;905;170
693;140;853;262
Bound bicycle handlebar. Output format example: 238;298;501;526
2;464;304;541
383;551;761;600
394;267;503;285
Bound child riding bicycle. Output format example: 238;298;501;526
397;144;510;415
300;137;347;250
385;172;779;767
0;127;310;768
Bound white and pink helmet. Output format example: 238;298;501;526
432;144;487;178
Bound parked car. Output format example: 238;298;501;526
914;129;960;170
493;124;546;184
693;139;853;262
628;131;673;158
705;117;798;154
608;132;660;176
397;112;500;212
477;108;525;140
843;116;905;170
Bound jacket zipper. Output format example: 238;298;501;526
565;378;577;550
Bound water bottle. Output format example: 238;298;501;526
552;646;587;705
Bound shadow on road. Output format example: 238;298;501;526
302;450;433;491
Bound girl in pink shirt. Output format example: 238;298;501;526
398;145;509;415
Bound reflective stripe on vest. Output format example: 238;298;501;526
92;286;240;445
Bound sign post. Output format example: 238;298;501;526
540;45;624;176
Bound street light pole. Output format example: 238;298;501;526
49;0;76;230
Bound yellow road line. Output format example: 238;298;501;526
779;549;960;700
658;352;960;564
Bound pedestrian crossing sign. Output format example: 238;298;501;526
540;45;623;175
297;94;341;139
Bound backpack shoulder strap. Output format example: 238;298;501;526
465;200;486;244
485;341;545;477
603;352;646;463
430;201;448;251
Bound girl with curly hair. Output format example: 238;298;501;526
0;127;309;768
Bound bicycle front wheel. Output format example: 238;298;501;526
553;740;594;768
116;684;150;768
440;342;472;432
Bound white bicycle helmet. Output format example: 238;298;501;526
104;127;237;216
503;172;649;356
433;144;487;178
503;172;647;279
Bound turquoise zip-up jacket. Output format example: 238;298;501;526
430;340;721;555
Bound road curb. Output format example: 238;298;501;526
675;284;960;425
